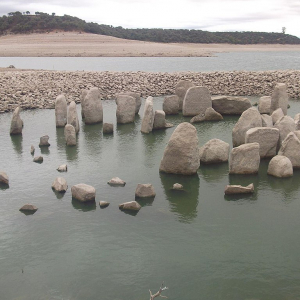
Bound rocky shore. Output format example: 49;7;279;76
0;69;299;113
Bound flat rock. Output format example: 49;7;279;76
71;183;96;202
141;96;155;133
163;95;179;115
10;106;23;135
0;172;9;185
270;83;289;115
119;201;141;211
19;204;38;213
267;155;293;178
135;183;156;197
199;139;230;164
116;94;136;124
52;177;68;193
204;107;223;121
224;183;254;195
212;96;251;115
107;177;126;186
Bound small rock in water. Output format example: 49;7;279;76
57;164;67;172
39;135;50;147
135;183;156;198
33;156;43;163
172;183;183;190
19;204;38;214
99;201;110;208
119;201;141;211
224;183;254;195
52;177;68;193
0;172;9;185
107;177;126;186
30;145;35;155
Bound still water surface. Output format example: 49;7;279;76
1;97;300;300
0;51;300;72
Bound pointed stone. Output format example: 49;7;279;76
83;87;103;124
141;96;154;133
10;106;23;135
55;94;67;127
270;83;289;115
67;101;80;133
64;124;76;146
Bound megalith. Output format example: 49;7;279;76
163;95;179;115
258;96;271;114
117;92;141;114
274;115;295;149
67;101;80;133
10;106;23;135
116;94;136;124
212;96;251;115
267;155;293;178
199;139;230;164
270;83;289;115
55;94;67;127
278;132;300;168
141;96;155;133
175;80;195;110
83;87;103;124
64;124;76;146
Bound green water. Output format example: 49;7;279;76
1;97;300;300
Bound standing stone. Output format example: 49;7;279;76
261;114;273;127
0;172;9;185
33;156;43;163
10;106;23;135
271;108;284;124
80;89;88;119
182;86;212;117
258;96;271;114
141;96;155;133
39;135;50;147
270;83;289;115
232;107;262;147
55;94;67;127
267;155;293;178
67;101;80;133
103;123;114;134
278;132;300;168
52;177;68;193
245;127;279;158
117;92;141;114
229;143;260;174
175;80;195;110
153;110;172;129
119;201;141;211
294;113;300;130
212;96;251;115
64;124;76;146
135;184;156;197
159;122;200;175
274;115;296;149
163;95;179;115
83;88;103;124
71;184;96;202
116;95;136;124
199;139;230;164
107;177;126;186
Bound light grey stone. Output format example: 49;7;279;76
267;155;293;177
274;115;296;149
160;122;200;175
172;183;183;190
67;101;80;133
261;114;273;127
232;107;262;147
83;87;103;124
190;113;205;123
135;183;156;197
119;201;141;211
117;92;141;114
30;145;35;155
278;132;300;168
175;80;195;110
57;164;67;172
116;95;136;124
258;96;271;114
107;177;126;186
224;183;254;195
33;156;43;163
199;139;230;164
229;143;260;174
52;177;68;193
10;106;23;135
71;184;96;202
245;127;279;158
55;94;67;127
212;96;251;115
294;113;300;130
271;108;284;124
182;86;212;117
294;130;300;141
80;89;88;119
99;201;110;208
64;124;76;146
204;107;223;121
103;123;114;134
39;135;50;147
163;95;179;115
270;83;289;115
0;172;9;185
153;110;170;129
141;96;155;133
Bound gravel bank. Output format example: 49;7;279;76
0;70;299;113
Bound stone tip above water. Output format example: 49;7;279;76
119;201;141;211
71;183;96;202
107;177;126;186
19;204;38;213
39;135;50;147
135;183;156;198
0;172;9;185
172;183;183;190
52;177;68;193
224;183;254;195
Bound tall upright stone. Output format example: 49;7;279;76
258;96;271;114
270;83;289;115
159;122;200;175
83;87;103;125
67;101;80;133
116;95;136;124
117;92;141;114
274;115;296;149
182;86;212;117
141;96;155;133
64;124;76;146
175;80;195;110
80;89;88;119
163;95;179;115
10;106;23;135
55;94;67;127
212;96;251;115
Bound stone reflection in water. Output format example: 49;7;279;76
160;172;199;223
135;196;155;207
199;163;229;182
71;198;96;212
56;127;65;151
40;146;50;155
82;123;103;157
66;145;79;161
10;134;23;156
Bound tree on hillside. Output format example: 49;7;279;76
26;11;30;15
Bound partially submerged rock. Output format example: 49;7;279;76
0;172;9;185
80;89;88;119
274;115;296;149
278;132;300;168
71;183;96;202
52;177;68;193
135;183;156;198
212;96;251;115
33;156;43;163
271;108;284;124
55;94;68;127
119;201;141;211
10;106;23;135
267;155;293;178
270;83;289;115
172;183;183;190
175;80;195;110
39;135;50;147
83;87;103;125
141;96;155;133
224;183;254;195
30;145;35;155
117;92;141;114
57;164;67;172
107;177;126;186
153;110;173;129
199;139;230;164
19;204;38;213
190;107;223;123
64;124;76;146
163;95;179;115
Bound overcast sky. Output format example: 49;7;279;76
1;0;299;37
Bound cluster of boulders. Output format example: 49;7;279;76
0;69;299;113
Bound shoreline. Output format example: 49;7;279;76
1;32;300;57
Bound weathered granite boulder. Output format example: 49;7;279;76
64;124;76;146
119;201;141;211
141;96;155;133
163;95;179;115
267;155;293;177
271;108;284;124
212;96;251;115
0;172;9;185
172;183;183;190
117;92;141;114
10;106;23;135
190;113;205;123
52;177;68;193
55;94;67;127
83;87;103;124
67;101;80;133
175;80;195;110
229;143;260;174
153;110;173;129
294;113;300;130
224;183;254;195
71;184;96;202
232;107;262;147
30;145;35;155
33;156;43;163
57;164;67;172
278;132;300;168
103;123;114;134
99;201;110;208
80;89;88;119
19;204;38;213
258;96;271;114
39;135;50;147
199;139;230;164
135;183;156;198
274;115;296;149
270;83;289;115
245;127;279;158
261;114;273;127
204;107;223;121
116;95;136;124
107;177;126;186
182;86;212;117
159;122;200;175
294;130;300;141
